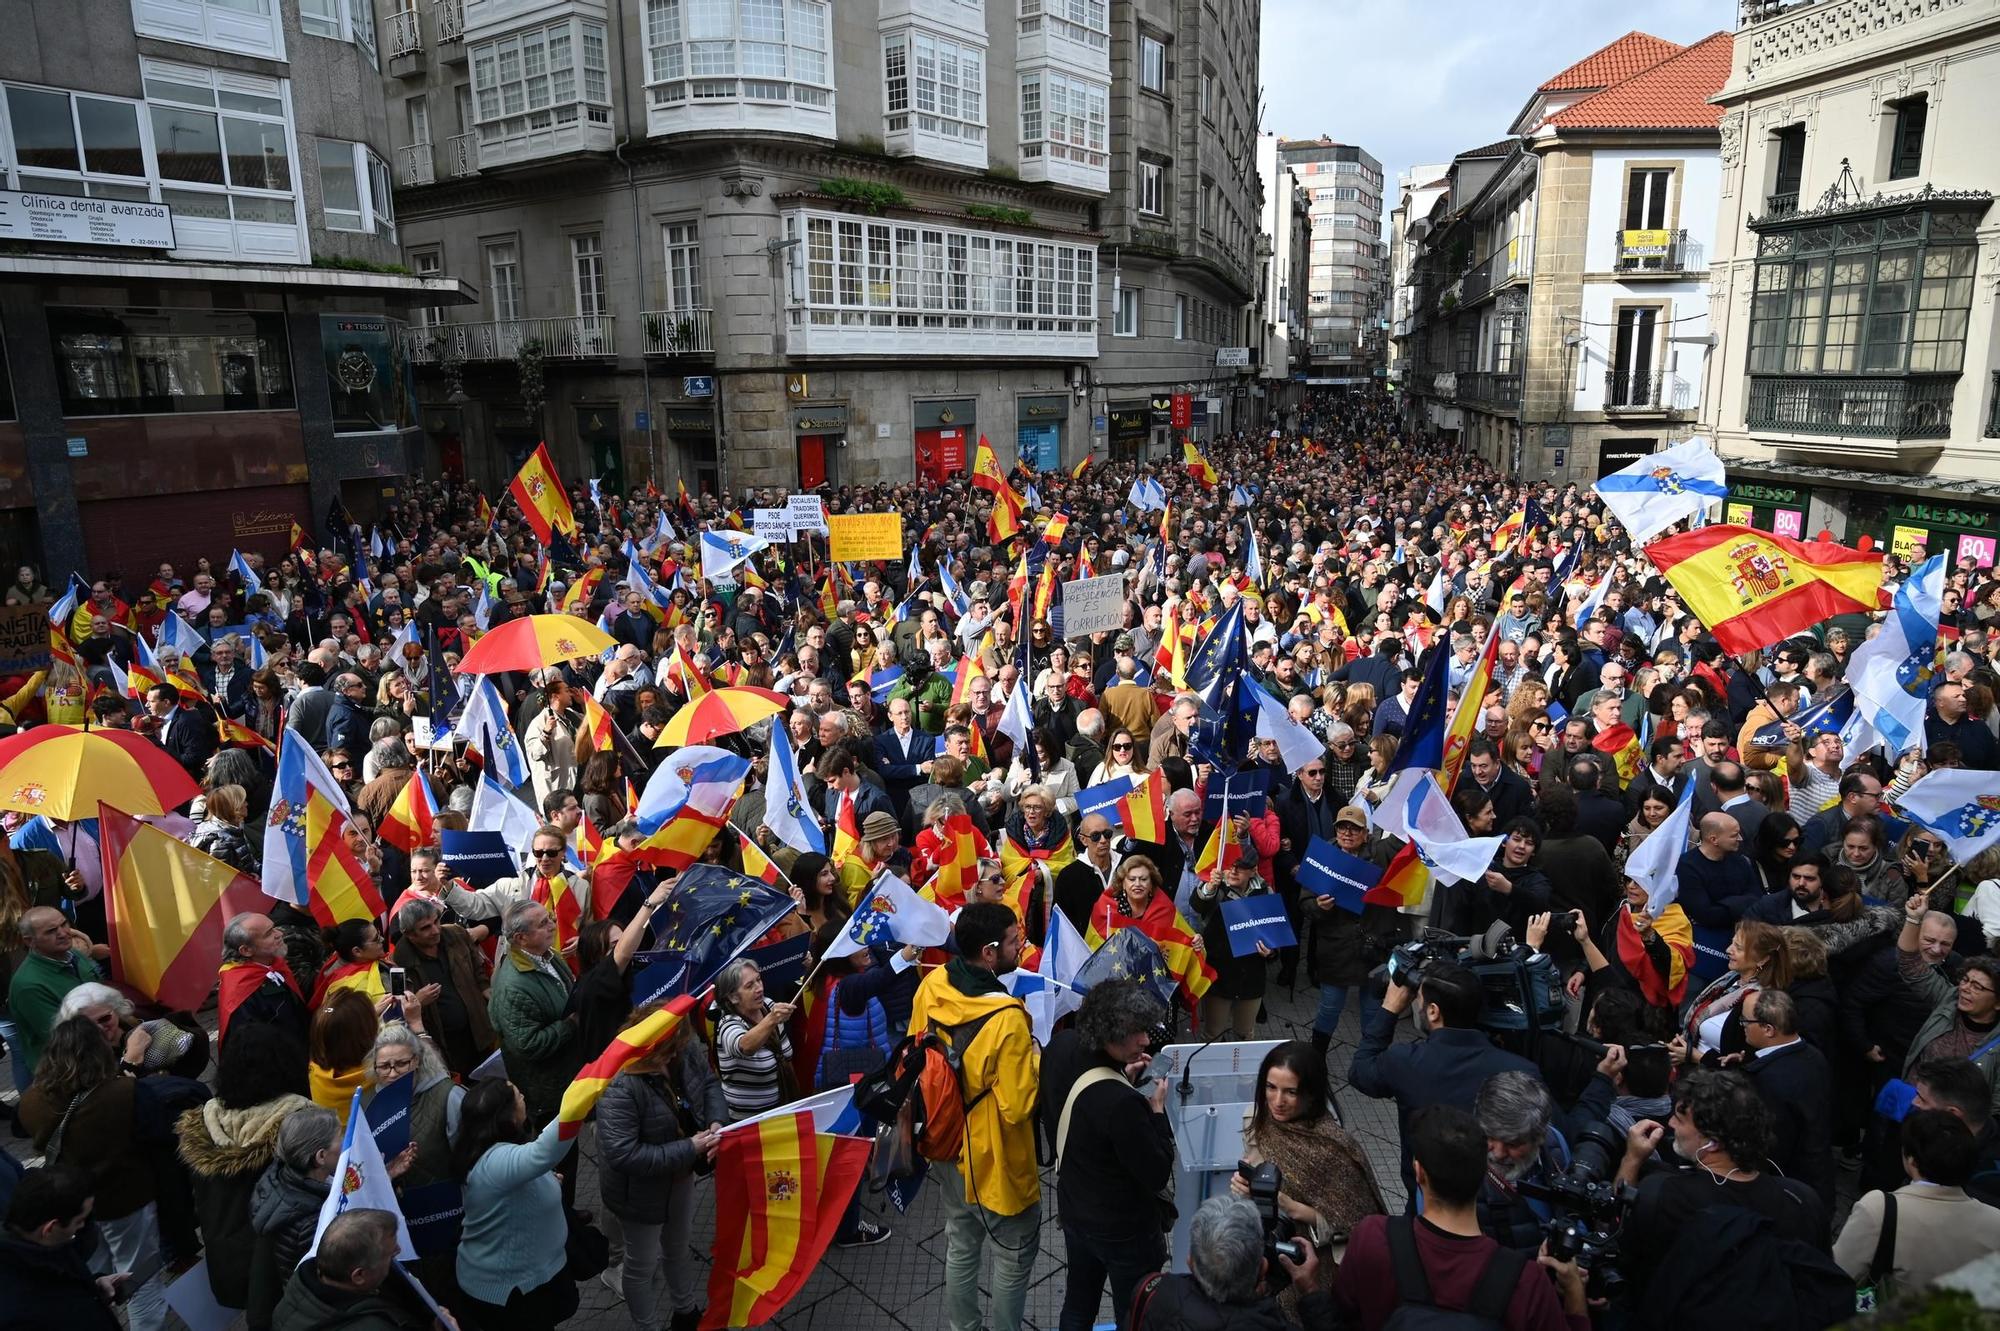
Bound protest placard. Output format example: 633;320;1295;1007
827;512;904;561
1220;895;1297;958
1060;571;1126;638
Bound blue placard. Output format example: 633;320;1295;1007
1202;768;1271;823
1295;837;1381;915
399;1179;465;1258
1219;894;1297;958
363;1072;414;1160
748;930;812;998
629;949;690;1006
438;830;514;887
1076;776;1136;825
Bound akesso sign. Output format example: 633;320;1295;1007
0;191;175;249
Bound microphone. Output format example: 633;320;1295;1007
1179;1025;1226;1102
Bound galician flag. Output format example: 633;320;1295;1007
1592;437;1727;545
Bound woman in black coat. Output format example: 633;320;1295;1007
247;1107;341;1331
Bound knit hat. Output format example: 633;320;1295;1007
861;811;901;843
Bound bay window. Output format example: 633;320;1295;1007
883;28;986;167
1018;68;1105;188
644;0;834;137
130;0;283;62
315;138;394;236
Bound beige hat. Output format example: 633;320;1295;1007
861;811;902;843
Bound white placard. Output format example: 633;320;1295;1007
752;507;792;543
1060;571;1127;639
0;190;174;249
786;494;827;534
1214;346;1251;368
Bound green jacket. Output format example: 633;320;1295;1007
889;672;954;733
6;949;101;1075
487;947;580;1124
272;1259;432;1331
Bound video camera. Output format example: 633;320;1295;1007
1371;923;1567;1048
1235;1160;1309;1270
1514;1119;1636;1297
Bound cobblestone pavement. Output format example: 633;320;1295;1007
3;974;1408;1330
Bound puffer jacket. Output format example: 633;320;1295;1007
487;945;580;1125
248;1160;329;1330
189;817;261;876
176;1095;313;1311
596;1040;728;1226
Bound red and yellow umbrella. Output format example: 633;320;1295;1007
0;725;202;819
454;614;617;675
654;686;789;748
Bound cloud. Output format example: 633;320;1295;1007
1261;0;1737;198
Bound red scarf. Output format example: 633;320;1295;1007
309;958;377;1010
218;957;300;1040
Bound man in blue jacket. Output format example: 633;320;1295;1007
1349;961;1542;1204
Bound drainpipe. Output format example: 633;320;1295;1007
611;0;656;485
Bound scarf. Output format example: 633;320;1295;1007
1249;1113;1386;1310
310;958;385;1010
1683;970;1757;1051
1613;904;1694;1009
309;1062;370;1129
218;958;300;1040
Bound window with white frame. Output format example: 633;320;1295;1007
1019;0;1108;51
1139;34;1167;94
131;0;283;62
884;31;984;144
486;241;522;321
315;139;393;235
1019;69;1104;168
662;220;704;310
644;0;833;111
410;249;445;330
470;19;611;146
1200;68;1214;121
572;233;606;328
298;0;374;59
1138;158;1165;216
139;64;300;228
787;209;1094;335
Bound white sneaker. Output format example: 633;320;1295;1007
600;1265;625;1299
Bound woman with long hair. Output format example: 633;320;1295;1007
1544;881;1695;1036
1681;919;1793;1062
788;851;852;934
1750;813;1804;895
190;783;262;877
1086;727;1144;788
578;749;626;827
451;1078;582;1330
306;990;381;1129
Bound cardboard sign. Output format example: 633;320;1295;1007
1201;767;1271;823
752;507;793;544
1060;571;1127;639
1295;837;1381;915
827;512;904;562
438;830;515;887
0;603;52;674
786;493;828;535
1220;894;1296;957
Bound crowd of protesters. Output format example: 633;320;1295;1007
0;387;1998;1331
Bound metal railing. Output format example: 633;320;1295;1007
444;132;477;177
1459;370;1521;410
1604;370;1692;411
1614;228;1703;272
432;0;463;42
407;316;615;363
1766;191;1800;217
1455;236;1534;307
387;6;421;55
397;143;435;186
1747;373;1956;440
640;308;714;356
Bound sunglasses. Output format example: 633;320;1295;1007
1111;742;1134;751
1299;768;1325;777
533;847;565;859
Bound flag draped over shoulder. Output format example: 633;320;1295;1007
99;805;266;1011
558;993;699;1139
1643;525;1884;656
509;441;577;545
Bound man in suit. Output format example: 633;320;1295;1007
1350;960;1544;1203
819;742;895;830
1799;770;1885;860
1712;760;1766;844
1566;757;1627;856
1333;635;1404;701
147;681;216;780
1742;988;1835;1209
198;635;252;721
1463;740;1533;824
1624;737;1689;816
873;697;938;817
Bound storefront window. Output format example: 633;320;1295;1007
321;314;415;434
48;306;293;416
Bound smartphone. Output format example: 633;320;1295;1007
388;966;406;997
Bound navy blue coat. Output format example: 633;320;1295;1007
1350;1014;1543;1202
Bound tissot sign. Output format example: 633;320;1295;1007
0;190;175;249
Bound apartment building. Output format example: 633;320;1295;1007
1702;0;2000;560
0;0;464;577
1255;131;1310;418
1276;137;1384;388
1386;163;1447;394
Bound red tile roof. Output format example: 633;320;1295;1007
1548;31;1733;131
1538;31;1685;92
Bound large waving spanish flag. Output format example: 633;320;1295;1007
558;993;699;1140
1116;768;1170;843
377;766;436;854
508;441;578;545
1183;439;1218;486
304;790;388;927
701;1110;871;1331
100;804;267;1011
1644;525;1884;657
970;434;1009;495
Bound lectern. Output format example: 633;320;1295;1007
1147;1039;1284;1271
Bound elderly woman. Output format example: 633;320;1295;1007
712;957;798;1120
362;1021;461;1189
247;1106;342;1330
1231;1041;1385;1315
1189;840;1279;1041
1006;728;1081;814
598;1002;728;1331
54;981;207;1080
1084;855;1201;959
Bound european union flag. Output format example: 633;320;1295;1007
1386;636;1451;776
1072;927;1176;1009
1751;687;1855;751
650;864;798;994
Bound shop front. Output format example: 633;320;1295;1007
792;404;848;490
914;399;974;485
1016;395;1068;472
574;405;624;496
1108;403;1150;463
1721;478;1812;541
664;404;720;495
1847;493;2000;573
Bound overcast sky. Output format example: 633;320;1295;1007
1260;0;1737;201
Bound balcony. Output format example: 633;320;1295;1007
1019;139;1109;193
444;131;477;177
397;142;435;187
1988;371;2000;437
407;316;616;364
640;309;714;357
1016;11;1111;72
1747;372;1955;456
387;6;422;57
1604;370;1692;414
432;0;463;46
1614;228;1704;274
1766;191;1799;217
1459;370;1521;411
1452;236;1533;309
475;106;613;171
1738;0;1971;89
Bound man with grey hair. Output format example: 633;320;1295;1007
1130;1196;1286;1329
274;1208;431;1330
1472;1070;1577;1251
1043;979;1173;1331
324;670;372;765
390;894;495;1079
487;897;581;1130
216;911;307;1045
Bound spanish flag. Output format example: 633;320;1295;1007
560;566;603;615
987;482;1025;546
473;494;492;530
1491;508;1525;554
1643;525;1885;657
508;441;578;546
1183;439;1217;486
1193;814;1250;878
1159;499;1174;542
99;804;266;1012
701;1110;871;1331
558;993;699;1140
1043;512;1070;546
289;520;310;554
949;652;987;707
125;636;165;699
304;789;388;927
1084;898;1214;1007
1369;840;1430;909
531;872;584;972
1440;621;1500;793
573;813;606;869
737;829;786;888
999;830;1075;919
631;806;732;873
215;715;277;755
1071;455;1090;479
971;435;1009;496
1116;768;1169;843
921;813;984;908
1592;722;1644;785
377;766;437;854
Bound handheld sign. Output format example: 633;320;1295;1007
1202;767;1271;823
438;830;514;887
1294;836;1381;916
1220;894;1297;958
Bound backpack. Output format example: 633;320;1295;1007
1379;1216;1525;1331
1633;1204;1855;1331
912;1006;1016;1162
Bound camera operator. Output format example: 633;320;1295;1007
1285;1106;1588;1331
1130;1196;1293;1331
1474;1070;1621;1253
1350;961;1543;1202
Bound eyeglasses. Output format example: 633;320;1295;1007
1299;768;1325;777
981;874;1007;885
1961;977;1997;997
1530;721;1552;732
376;1057;417;1075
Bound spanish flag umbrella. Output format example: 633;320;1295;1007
453;613;617;675
654;686;789;748
0;725;201;820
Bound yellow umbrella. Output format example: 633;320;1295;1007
654;687;789;748
0;725;201;819
454;613;617;674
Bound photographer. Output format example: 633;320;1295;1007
1350;961;1543;1201
1130;1196;1292;1331
1290;1105;1588;1331
1474;1070;1619;1253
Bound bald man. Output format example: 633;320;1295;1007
1054;812;1123;933
1673;811;1762;931
6;907;104;1079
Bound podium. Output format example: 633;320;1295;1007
1147;1039;1283;1272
